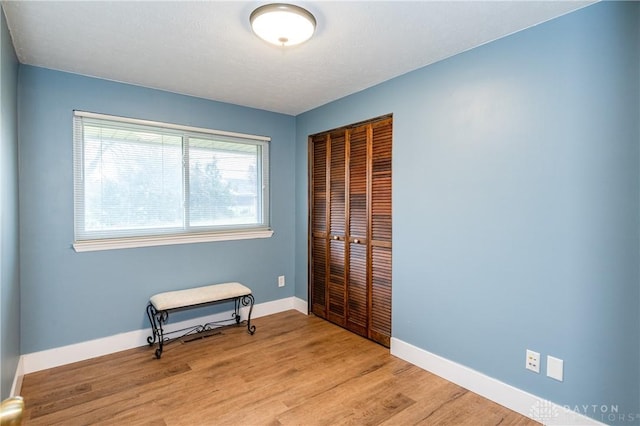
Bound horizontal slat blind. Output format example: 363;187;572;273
73;111;270;245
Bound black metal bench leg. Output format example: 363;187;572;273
233;298;241;324
241;294;256;335
146;303;168;359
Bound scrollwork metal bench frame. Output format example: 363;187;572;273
146;282;256;359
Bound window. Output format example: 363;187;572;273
73;111;272;252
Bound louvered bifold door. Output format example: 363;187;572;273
346;125;368;336
327;131;347;326
309;115;392;347
369;118;392;347
310;134;328;318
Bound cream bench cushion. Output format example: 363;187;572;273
150;282;252;311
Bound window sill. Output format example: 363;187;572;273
72;229;274;252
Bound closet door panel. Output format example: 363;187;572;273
327;132;346;325
371;120;392;243
311;136;328;235
347;242;367;334
328;238;346;325
311;237;327;317
371;246;392;346
370;119;392;346
329;132;346;237
310;135;328;318
348;127;367;239
346;126;368;335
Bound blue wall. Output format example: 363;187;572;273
295;2;639;423
0;5;20;399
18;66;297;353
8;1;640;422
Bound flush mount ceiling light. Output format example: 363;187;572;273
250;3;316;47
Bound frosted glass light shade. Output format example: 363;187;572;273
250;3;316;47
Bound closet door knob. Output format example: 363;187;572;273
353;239;360;244
333;235;339;240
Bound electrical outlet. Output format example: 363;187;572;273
526;349;540;373
278;275;285;287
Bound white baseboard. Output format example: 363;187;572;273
293;296;308;314
250;296;306;318
10;356;24;397
390;338;603;426
21;296;307;375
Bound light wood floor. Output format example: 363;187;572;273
21;310;539;425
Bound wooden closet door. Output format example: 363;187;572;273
310;134;328;318
327;131;347;326
369;118;392;347
309;115;392;348
346;125;368;336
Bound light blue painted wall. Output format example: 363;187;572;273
18;66;297;354
10;1;640;422
295;2;639;423
0;6;20;399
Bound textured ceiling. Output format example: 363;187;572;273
2;1;594;115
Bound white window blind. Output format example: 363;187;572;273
73;111;271;251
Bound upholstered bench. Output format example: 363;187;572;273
146;282;256;358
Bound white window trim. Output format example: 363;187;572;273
72;111;273;252
72;228;274;252
74;111;271;142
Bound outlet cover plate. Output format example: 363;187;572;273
547;355;564;381
526;349;540;373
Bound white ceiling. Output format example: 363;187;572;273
2;1;594;116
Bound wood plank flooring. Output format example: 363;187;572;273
20;311;539;425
